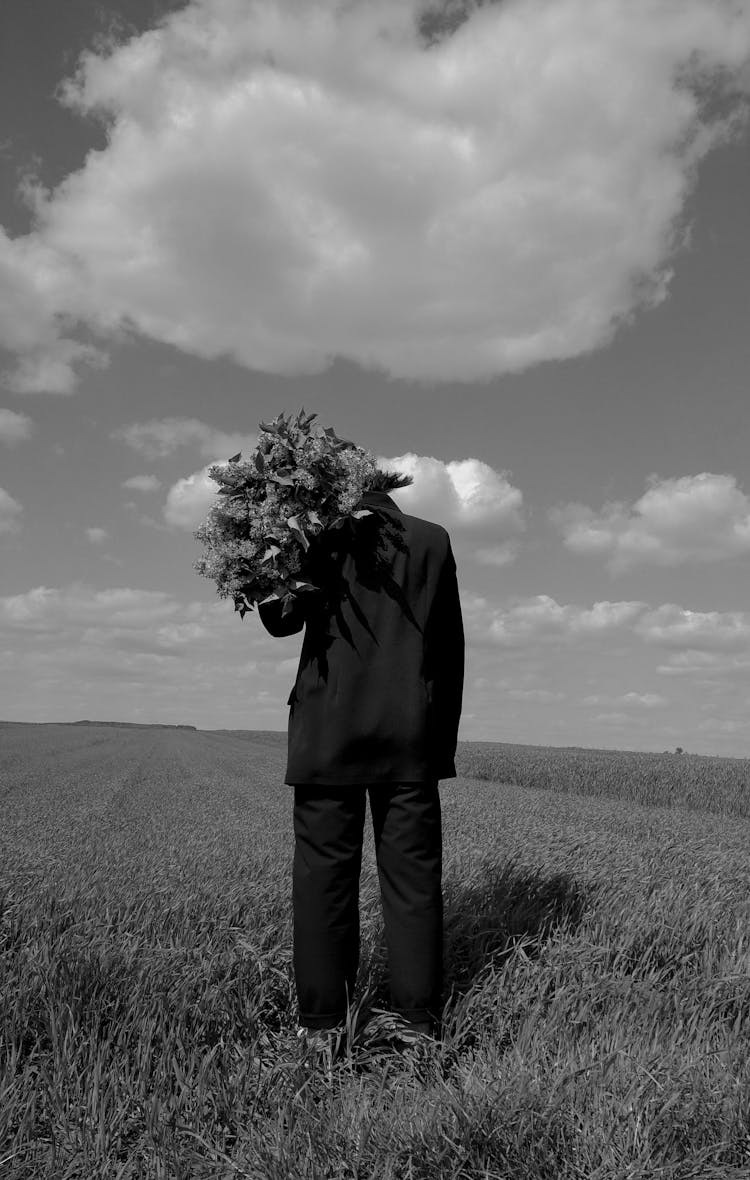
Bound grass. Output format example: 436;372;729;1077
1;723;749;1178
455;740;750;818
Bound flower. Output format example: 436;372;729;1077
193;409;411;619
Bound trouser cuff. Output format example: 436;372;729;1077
298;1011;347;1030
394;1006;441;1025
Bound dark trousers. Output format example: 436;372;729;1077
292;781;443;1030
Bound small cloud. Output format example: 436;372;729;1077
475;594;646;647
163;465;216;529
0;409;34;446
122;474;161;492
635;603;750;650
583;691;666;708
506;688;564;703
0;487;22;534
620;691;667;708
656;651;750;677
138;514;171;532
593;712;632;727
113;418;256;461
697;717;750;735
473;543;521;567
384;453;525;534
552;473;750;571
86;527;108;544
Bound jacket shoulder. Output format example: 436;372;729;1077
398;510;453;556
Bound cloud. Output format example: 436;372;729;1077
583;691;667;708
0;487;22;534
466;592;750;662
552;473;750;571
656;651;750;677
696;717;750;736
385;453;524;535
0;581;314;725
164;449;526;533
0;585;183;632
113;418;257;461
472;543;521;568
163;466;217;529
122;474;162;492
1;0;749;388
469;594;646;647
0;227;109;394
506;688;564;703
85;527;109;544
635;603;750;650
0;408;33;445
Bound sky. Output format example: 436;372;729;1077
2;0;750;755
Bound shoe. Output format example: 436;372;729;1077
296;1025;347;1074
361;1012;438;1053
397;1020;435;1045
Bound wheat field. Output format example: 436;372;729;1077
1;722;749;1179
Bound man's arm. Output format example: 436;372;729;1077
425;540;464;755
257;591;307;637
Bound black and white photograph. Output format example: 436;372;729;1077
2;0;750;1175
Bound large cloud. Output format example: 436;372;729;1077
2;0;749;390
552;473;750;571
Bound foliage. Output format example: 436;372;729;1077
193;409;384;618
1;722;749;1179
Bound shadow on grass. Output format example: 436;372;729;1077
355;859;589;1038
441;859;588;999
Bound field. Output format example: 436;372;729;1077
1;722;749;1179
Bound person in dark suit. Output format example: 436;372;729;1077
257;468;464;1046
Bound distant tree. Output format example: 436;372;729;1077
675;746;684;755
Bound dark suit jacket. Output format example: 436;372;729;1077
257;490;464;785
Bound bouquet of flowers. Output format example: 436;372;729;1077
194;409;396;619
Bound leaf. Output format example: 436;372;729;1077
228;452;242;463
254;451;265;474
352;509;372;519
234;595;253;618
261;545;281;562
281;592;296;617
307;509;323;528
286;515;310;551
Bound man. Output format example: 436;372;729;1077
258;469;464;1052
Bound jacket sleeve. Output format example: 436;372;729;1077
257;595;307;637
425;538;464;758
